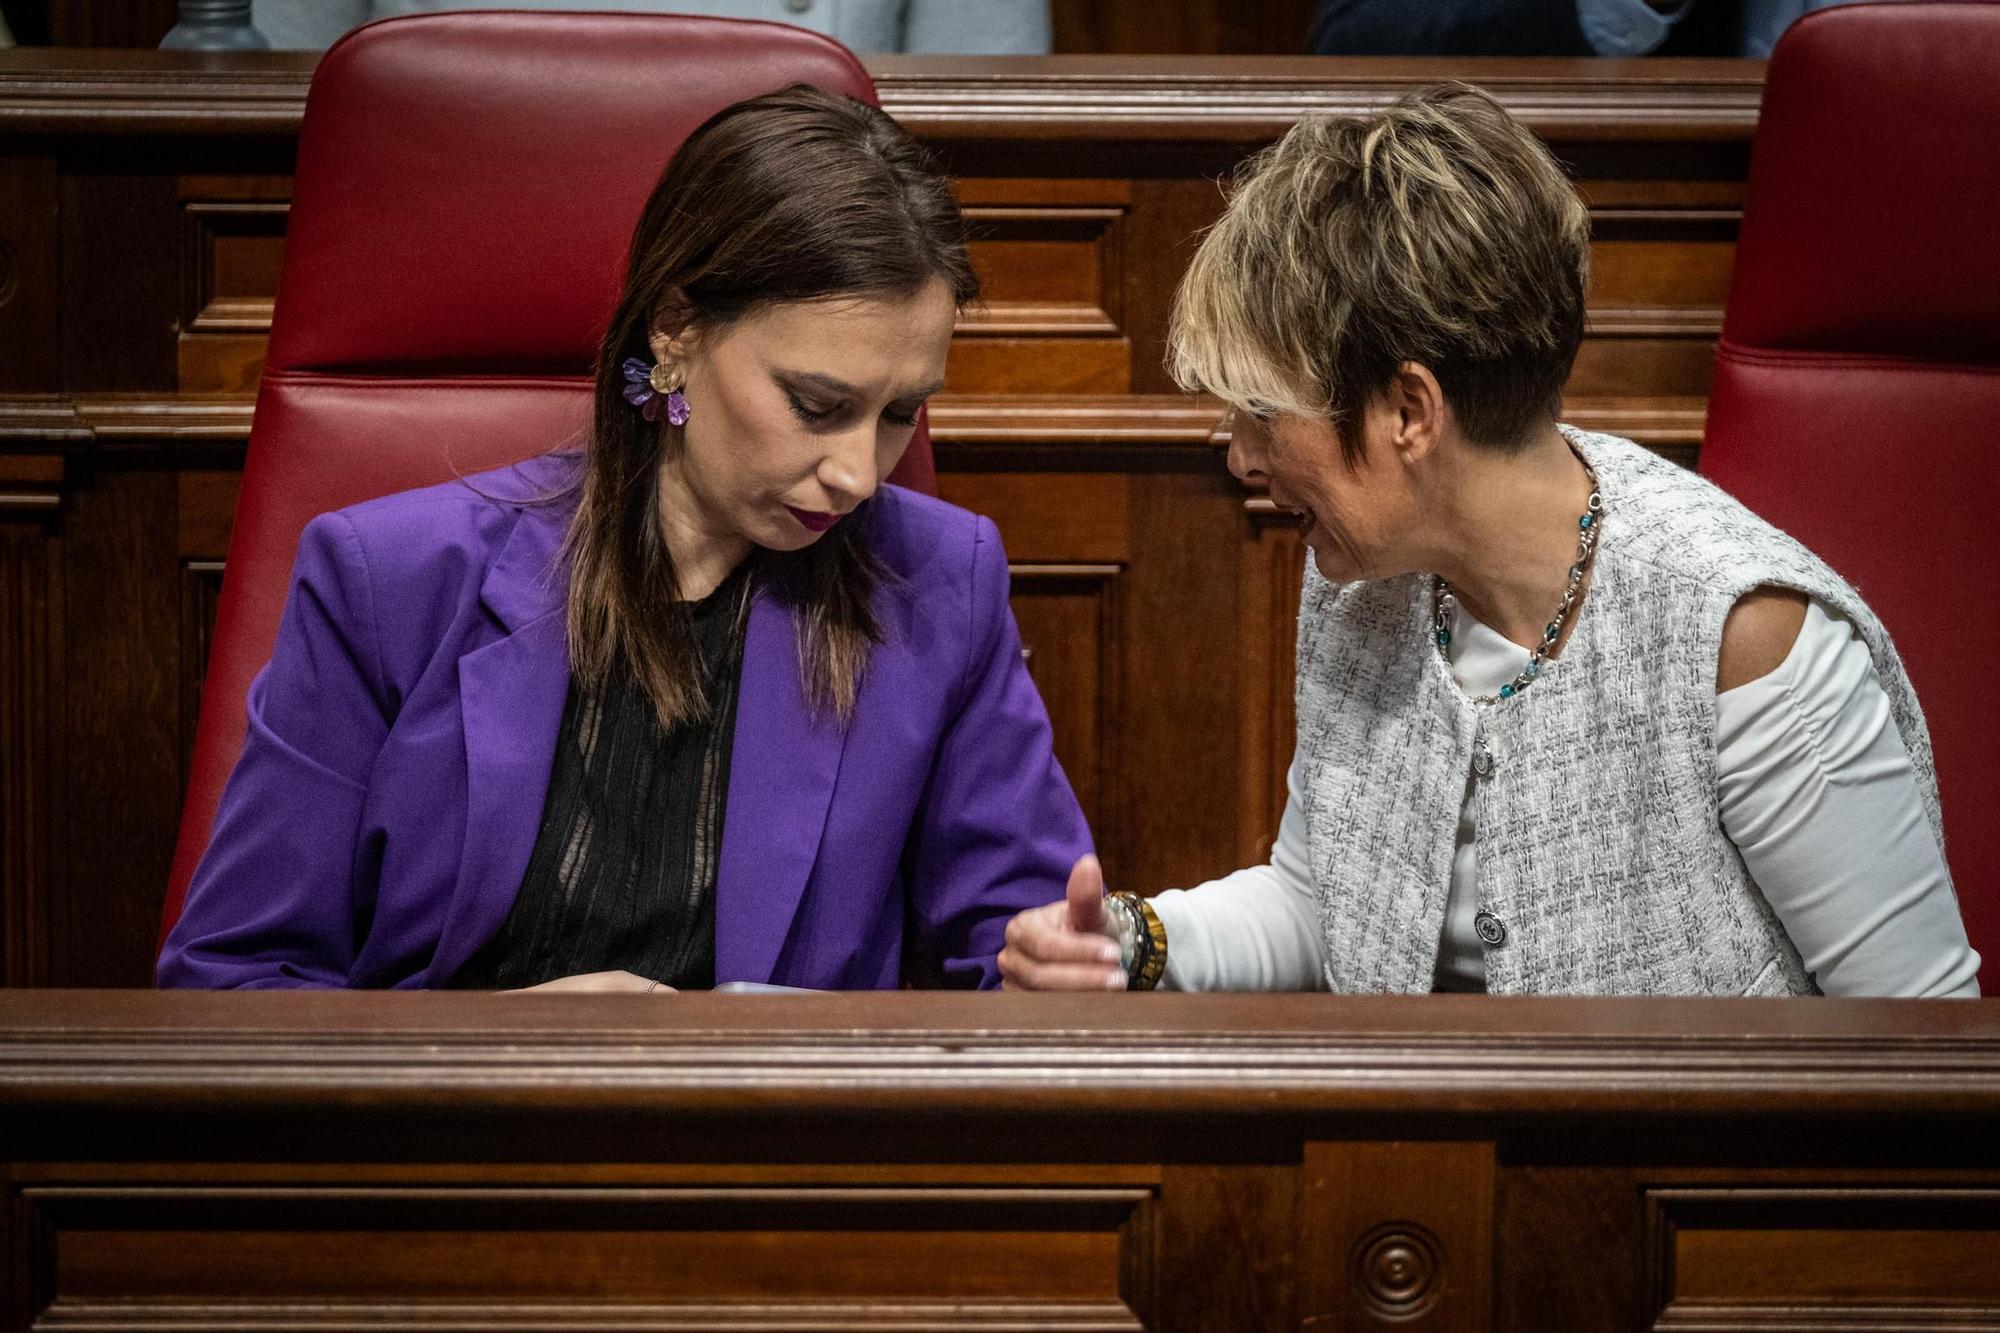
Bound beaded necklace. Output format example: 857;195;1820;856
1431;461;1603;706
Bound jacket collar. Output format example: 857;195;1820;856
427;498;573;985
478;494;569;633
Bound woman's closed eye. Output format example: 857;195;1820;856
787;391;925;430
786;391;839;425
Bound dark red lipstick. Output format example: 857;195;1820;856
787;506;840;534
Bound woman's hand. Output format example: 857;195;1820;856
1000;855;1129;990
504;971;676;993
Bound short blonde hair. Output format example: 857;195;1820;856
1169;83;1589;453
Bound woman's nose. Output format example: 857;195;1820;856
818;426;879;506
1226;435;1266;483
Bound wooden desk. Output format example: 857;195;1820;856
4;991;1999;1331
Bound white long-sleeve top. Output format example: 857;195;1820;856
1152;598;1981;997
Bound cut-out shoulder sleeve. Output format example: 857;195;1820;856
1717;584;1809;693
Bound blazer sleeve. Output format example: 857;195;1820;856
904;515;1091;988
156;511;393;988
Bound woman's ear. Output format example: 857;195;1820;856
1390;362;1446;464
646;325;695;368
645;292;698;367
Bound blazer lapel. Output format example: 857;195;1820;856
426;503;570;985
714;588;851;984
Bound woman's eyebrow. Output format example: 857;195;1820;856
779;369;947;400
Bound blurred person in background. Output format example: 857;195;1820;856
1308;0;1866;56
253;0;1051;53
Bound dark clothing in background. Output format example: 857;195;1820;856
1307;0;1743;56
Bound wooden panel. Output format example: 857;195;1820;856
1010;564;1121;843
59;172;181;393
936;472;1131;564
1650;1189;2000;1327
1299;1141;1496;1331
1113;467;1245;895
1496;1166;1643;1333
48;0;179;47
176;469;239;561
177;179;289;394
1587;208;1738;338
0;521;58;988
0;157;60;396
1566;336;1718;401
961;202;1126;336
945;337;1131;395
1237;505;1304;866
55;468;185;987
1155;1162;1296;1333
28;1185;1151;1314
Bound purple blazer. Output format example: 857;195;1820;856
157;454;1089;989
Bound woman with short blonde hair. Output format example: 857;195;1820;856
1005;84;1979;997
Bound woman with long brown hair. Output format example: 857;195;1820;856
159;85;1089;991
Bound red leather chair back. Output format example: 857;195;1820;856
1699;1;2000;990
163;13;936;942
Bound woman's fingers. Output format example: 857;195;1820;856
1065;854;1106;933
1000;900;1126;990
1001;953;1127;991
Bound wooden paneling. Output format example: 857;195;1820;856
55;467;185;987
30;1185;1151;1312
1650;1188;2000;1327
177;176;289;394
1009;565;1121;840
1237;504;1304;866
0;522;57;989
8;993;2000;1333
0;51;1759;986
0;156;58;396
47;0;179;48
1300;1141;1496;1331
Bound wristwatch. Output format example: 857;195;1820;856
1106;891;1169;991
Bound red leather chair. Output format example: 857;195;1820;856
160;12;937;945
1699;1;2000;991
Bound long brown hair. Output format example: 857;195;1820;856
567;85;978;728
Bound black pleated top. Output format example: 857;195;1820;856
451;561;753;990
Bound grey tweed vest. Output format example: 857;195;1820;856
1294;427;1944;996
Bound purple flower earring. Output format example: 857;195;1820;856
621;356;690;426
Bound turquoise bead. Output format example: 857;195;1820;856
1499;684;1515;699
1545;622;1560;641
1580;514;1594;529
1436;629;1451;647
1523;661;1540;677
